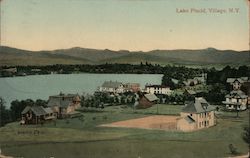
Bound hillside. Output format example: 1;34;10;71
0;46;249;66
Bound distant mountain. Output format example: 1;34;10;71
0;46;249;66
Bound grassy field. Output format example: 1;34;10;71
0;104;249;158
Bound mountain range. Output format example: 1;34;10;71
0;46;249;66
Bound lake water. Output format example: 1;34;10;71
0;73;163;108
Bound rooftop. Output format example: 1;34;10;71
225;90;248;99
182;98;215;113
226;78;245;83
102;81;123;88
144;94;159;102
21;106;53;116
145;84;170;88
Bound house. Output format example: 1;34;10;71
145;84;172;95
0;67;17;77
177;98;216;132
222;90;248;110
227;78;244;90
243;79;250;105
99;81;124;94
183;73;207;86
47;93;81;118
124;83;140;93
194;73;207;84
183;79;198;86
137;93;159;109
21;106;55;124
2;67;17;73
223;78;248;110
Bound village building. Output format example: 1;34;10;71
31;68;42;72
227;78;244;90
183;79;199;86
145;84;172;95
183;73;207;86
243;79;250;105
222;90;248;110
194;73;207;84
0;67;17;77
223;78;248;110
47;93;81;118
124;83;140;93
99;81;124;93
177;98;216;132
137;93;159;109
2;67;17;73
21;106;55;124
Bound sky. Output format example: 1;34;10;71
0;0;249;51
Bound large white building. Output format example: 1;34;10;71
145;84;172;95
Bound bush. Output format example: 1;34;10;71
228;144;238;155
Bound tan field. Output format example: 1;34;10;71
100;115;179;130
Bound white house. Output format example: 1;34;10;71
223;90;248;110
223;78;248;111
145;84;172;95
99;81;124;93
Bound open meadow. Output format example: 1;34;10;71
0;104;249;158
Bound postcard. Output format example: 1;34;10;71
0;0;249;158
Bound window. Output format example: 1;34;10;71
199;122;201;127
190;114;192;116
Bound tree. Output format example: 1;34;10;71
242;126;250;146
35;99;47;107
0;97;11;127
162;76;175;89
228;144;238;155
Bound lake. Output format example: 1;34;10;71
0;73;163;108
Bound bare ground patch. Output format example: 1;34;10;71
100;115;179;131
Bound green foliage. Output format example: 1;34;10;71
0;97;12;127
228;144;238;155
207;65;250;84
242;126;250;145
204;83;227;104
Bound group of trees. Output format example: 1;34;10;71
0;97;12;127
1;63;206;78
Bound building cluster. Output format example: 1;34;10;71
98;81;140;93
183;73;207;86
21;93;81;125
19;75;248;132
98;81;169;108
